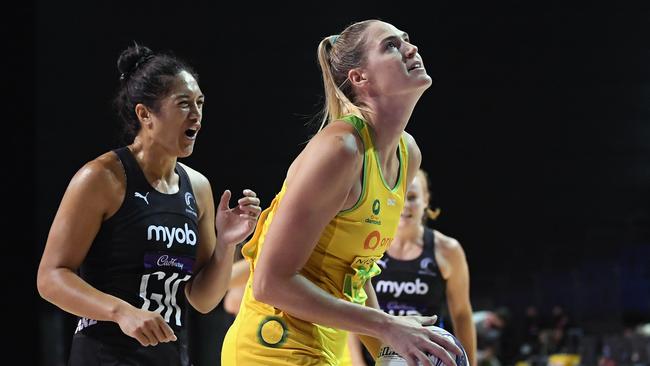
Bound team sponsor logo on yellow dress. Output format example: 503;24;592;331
257;316;288;348
365;199;382;225
363;230;393;250
343;256;382;304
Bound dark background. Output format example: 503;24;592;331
19;1;650;365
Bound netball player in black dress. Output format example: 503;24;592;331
37;44;261;366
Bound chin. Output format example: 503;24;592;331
405;77;433;96
179;146;194;158
418;75;433;88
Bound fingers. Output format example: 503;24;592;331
159;320;177;342
139;328;157;346
238;203;262;217
238;189;261;217
419;315;438;326
421;342;455;366
237;196;261;209
149;321;167;344
239;213;260;221
428;329;462;356
242;189;257;197
414;350;435;366
402;351;433;366
218;190;232;211
220;189;260;213
154;318;177;343
133;316;177;347
237;196;260;205
133;331;152;347
391;317;459;366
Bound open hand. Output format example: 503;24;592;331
215;189;261;246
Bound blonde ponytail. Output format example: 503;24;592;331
314;20;377;130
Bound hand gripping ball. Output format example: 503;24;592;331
375;326;469;366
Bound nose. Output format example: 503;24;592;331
189;103;202;121
404;42;418;59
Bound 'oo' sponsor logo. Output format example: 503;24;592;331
363;230;393;250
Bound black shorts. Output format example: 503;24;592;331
68;331;191;366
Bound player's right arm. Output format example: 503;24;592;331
37;153;175;346
252;122;461;366
347;279;383;365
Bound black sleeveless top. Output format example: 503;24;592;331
372;227;448;323
361;228;449;363
74;147;199;345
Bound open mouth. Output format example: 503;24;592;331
185;129;198;138
408;62;422;72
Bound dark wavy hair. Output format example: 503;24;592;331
113;43;198;141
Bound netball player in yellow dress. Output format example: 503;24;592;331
222;19;462;366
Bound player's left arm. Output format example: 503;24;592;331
183;164;260;313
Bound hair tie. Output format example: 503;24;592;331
330;35;339;45
133;54;153;72
120;54;154;82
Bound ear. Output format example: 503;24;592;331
347;68;368;87
135;103;152;127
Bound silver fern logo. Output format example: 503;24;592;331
185;192;197;217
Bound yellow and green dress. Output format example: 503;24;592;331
222;115;409;365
